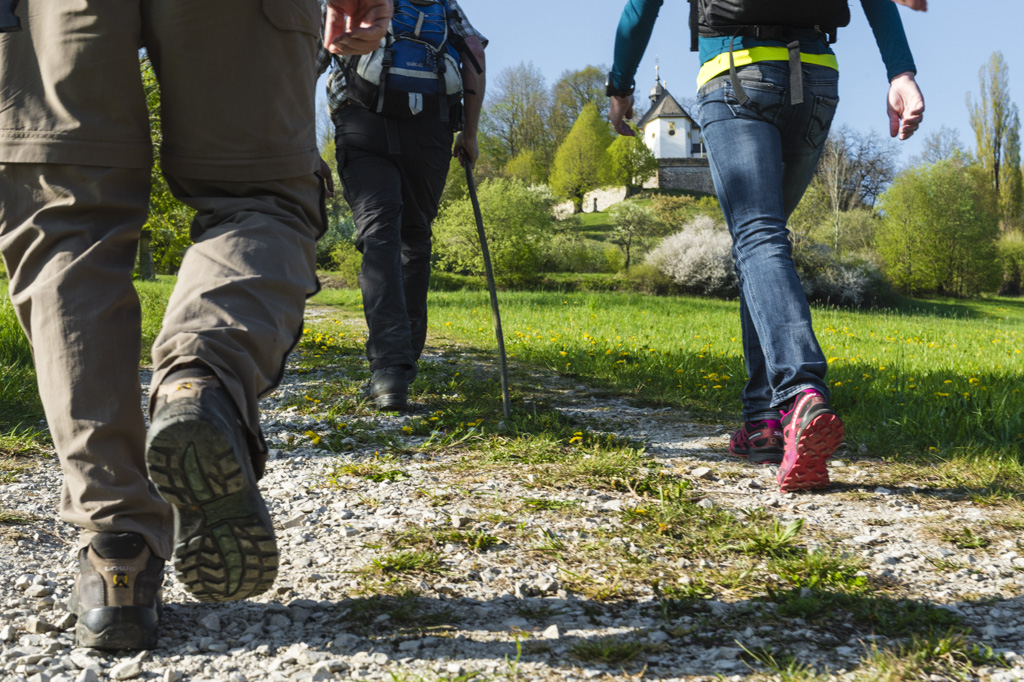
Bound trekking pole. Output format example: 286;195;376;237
460;144;511;419
0;0;21;31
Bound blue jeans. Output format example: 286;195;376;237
697;63;839;422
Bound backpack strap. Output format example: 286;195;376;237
449;32;482;74
377;46;394;114
437;53;450;125
689;0;699;52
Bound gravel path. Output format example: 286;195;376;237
3;324;1024;681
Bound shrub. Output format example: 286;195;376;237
329;240;363;289
432;178;554;287
794;241;891;307
317;215;356;270
616;263;674;295
997;230;1024;296
649;194;723;231
540;234;612;274
645;215;737;297
649;194;694;228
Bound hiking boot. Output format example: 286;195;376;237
369;366;410;411
145;369;278;602
777;389;844;492
69;532;163;650
728;420;784;465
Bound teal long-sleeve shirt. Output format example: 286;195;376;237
609;0;917;91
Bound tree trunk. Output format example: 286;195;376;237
138;229;156;281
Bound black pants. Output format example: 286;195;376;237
334;105;454;372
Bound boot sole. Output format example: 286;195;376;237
777;413;844;491
146;417;277;602
74;606;158;650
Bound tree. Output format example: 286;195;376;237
140;53;195;277
548;65;607;145
432;178;554;286
480;63;551;170
876;160;1000;296
548;103;613;213
812;126;897;252
315;118;357;270
610;202;667;269
1002;106;1023;228
911;125;970;166
811;126;897;252
503;149;548;185
608;128;658;197
967;51;1022;225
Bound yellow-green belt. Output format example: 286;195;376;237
697;46;839;87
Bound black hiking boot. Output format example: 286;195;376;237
69;532;163;650
145;369;278;602
369;366;410;411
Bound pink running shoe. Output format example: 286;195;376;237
777;390;844;492
728;420;784;465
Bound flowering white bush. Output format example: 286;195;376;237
645;215;737;297
794;241;886;307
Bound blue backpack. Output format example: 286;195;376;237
344;0;463;122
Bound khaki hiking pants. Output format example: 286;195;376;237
0;0;326;560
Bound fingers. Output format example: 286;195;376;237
614;119;636;137
888;109;901;139
899;105;924;139
892;0;927;11
609;95;636;137
887;73;924;140
325;1;392;56
318;159;336;197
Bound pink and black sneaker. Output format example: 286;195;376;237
728;420;784;465
777;389;844;492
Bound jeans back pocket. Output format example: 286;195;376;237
805;95;840;149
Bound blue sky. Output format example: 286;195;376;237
459;0;1024;168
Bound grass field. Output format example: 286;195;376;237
314;287;1024;469
4;278;1024;473
0;276;174;458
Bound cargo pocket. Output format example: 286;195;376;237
262;0;321;36
806;95;840;148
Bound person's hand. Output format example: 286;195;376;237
325;0;392;56
891;0;927;11
610;95;636;136
888;72;924;140
453;132;478;167
318;158;335;198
